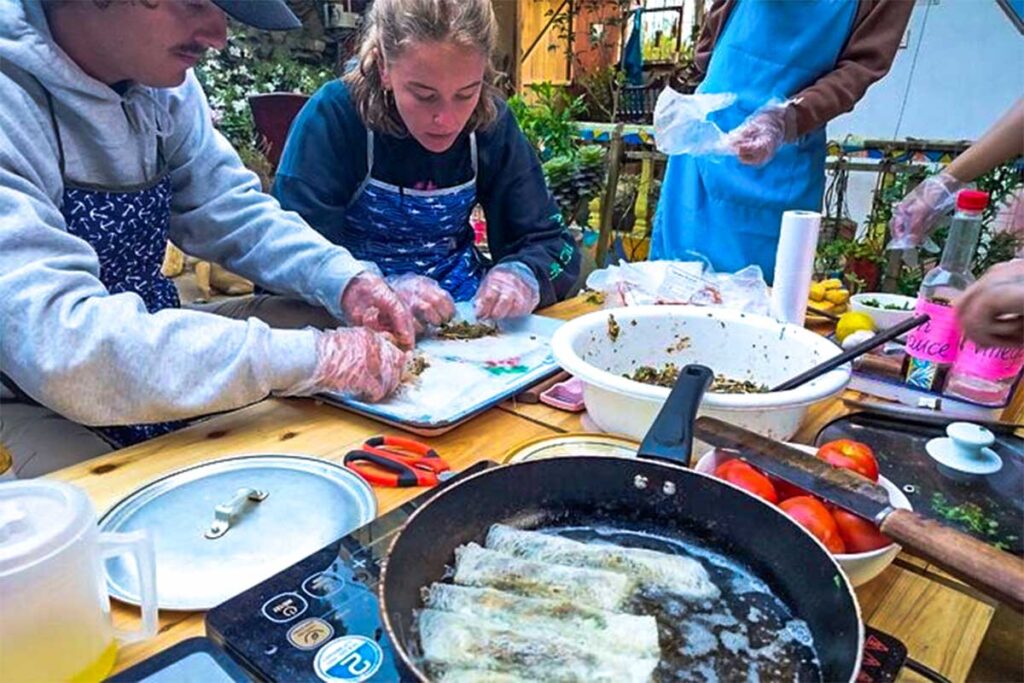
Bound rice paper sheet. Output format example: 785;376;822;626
424;583;659;656
453;543;631;611
437;670;532;683
485;524;719;602
418;609;659;683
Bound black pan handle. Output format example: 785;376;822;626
637;364;713;465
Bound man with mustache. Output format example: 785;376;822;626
0;0;417;476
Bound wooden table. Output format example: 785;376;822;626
48;297;1004;681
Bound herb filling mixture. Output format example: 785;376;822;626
437;320;500;341
626;363;769;394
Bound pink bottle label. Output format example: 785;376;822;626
954;342;1024;381
904;299;961;364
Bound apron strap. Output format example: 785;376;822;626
349;128;476;208
37;76;165;181
345;129;378;210
469;131;478;178
156;135;166;171
366;129;375;174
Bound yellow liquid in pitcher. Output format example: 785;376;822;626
68;640;118;683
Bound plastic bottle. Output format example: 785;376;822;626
945;337;1024;406
901;190;988;391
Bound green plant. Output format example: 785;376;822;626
543;0;634;66
508;82;586;162
542;144;607;223
574;65;626;123
815;238;852;277
195;30;335;154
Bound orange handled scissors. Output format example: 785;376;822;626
343;436;454;488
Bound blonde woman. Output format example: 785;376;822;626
274;0;580;332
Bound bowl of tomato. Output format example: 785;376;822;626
695;440;912;587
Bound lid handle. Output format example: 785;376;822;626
205;488;268;540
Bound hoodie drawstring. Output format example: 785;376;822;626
120;85;175;139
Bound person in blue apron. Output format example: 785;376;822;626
0;0;414;476
274;0;580;333
651;0;914;282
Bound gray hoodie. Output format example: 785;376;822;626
0;0;365;426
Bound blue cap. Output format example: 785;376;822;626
212;1;302;30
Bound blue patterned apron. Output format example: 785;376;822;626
44;89;186;448
341;131;488;302
651;0;857;282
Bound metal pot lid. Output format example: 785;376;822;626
502;433;639;463
98;454;376;611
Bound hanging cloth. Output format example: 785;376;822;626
622;8;645;86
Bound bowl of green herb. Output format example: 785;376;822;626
851;293;917;335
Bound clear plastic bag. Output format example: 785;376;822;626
585;259;770;315
653;88;736;157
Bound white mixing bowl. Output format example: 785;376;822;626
550;305;851;442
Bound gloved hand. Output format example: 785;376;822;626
387;273;455;334
473;262;541;320
956;259;1024;348
727;104;790;166
283;327;411;402
340;272;417;350
888;171;967;250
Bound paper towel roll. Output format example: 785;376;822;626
770;210;821;326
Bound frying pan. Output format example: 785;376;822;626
379;365;863;682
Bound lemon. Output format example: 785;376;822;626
836;311;875;342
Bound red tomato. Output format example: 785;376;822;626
816;440;879;483
769;476;809;501
714;460;779;504
832;509;892;554
779;496;846;554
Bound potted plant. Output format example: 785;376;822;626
815;238;851;280
845;237;886;292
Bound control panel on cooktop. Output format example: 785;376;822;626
206;462;494;683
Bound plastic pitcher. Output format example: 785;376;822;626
0;481;158;682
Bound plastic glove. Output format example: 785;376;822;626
727;104;790;166
283;327;411;402
473;262;541;320
340;272;417;350
387;273;455;334
955;259;1024;348
888;171;967;250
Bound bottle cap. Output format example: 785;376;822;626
956;190;989;211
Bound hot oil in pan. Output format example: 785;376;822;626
552;525;822;683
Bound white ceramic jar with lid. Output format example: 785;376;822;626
0;480;158;683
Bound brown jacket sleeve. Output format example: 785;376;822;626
693;0;733;81
789;0;915;138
